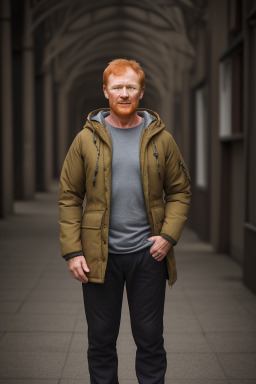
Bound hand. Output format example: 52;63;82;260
67;255;90;283
147;236;172;261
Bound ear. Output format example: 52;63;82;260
103;84;109;99
139;86;145;100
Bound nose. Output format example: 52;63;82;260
120;87;128;97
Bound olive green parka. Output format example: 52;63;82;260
58;108;191;288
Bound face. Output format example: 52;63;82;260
103;67;145;117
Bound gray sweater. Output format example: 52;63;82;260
91;110;157;254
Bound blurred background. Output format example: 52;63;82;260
1;0;255;292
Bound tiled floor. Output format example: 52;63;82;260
0;181;256;383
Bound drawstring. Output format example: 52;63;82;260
93;129;100;187
178;159;190;183
152;140;161;179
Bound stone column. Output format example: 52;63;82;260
57;85;69;176
44;69;54;187
22;0;35;198
0;0;13;216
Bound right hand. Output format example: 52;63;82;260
67;255;90;283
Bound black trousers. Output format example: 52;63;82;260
82;246;168;384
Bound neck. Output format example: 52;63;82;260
105;111;142;128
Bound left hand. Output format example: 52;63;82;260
147;236;172;261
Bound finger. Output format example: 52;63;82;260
69;266;88;283
69;270;82;282
150;245;158;254
81;259;90;273
154;254;165;261
152;252;161;259
73;269;88;283
76;266;89;283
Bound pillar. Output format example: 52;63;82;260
22;0;35;198
44;69;54;187
57;85;69;176
0;0;13;216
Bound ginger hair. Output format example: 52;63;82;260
103;58;145;88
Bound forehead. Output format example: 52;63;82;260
108;67;140;86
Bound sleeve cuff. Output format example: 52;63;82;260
160;233;177;246
63;250;84;261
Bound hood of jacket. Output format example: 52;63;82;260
84;107;164;136
90;108;157;128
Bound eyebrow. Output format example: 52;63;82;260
110;83;138;87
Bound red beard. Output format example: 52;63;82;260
110;100;139;117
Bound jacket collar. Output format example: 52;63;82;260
84;107;165;141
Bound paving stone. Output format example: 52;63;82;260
164;314;202;333
69;333;88;352
0;313;78;332
0;269;43;279
189;297;248;315
184;290;235;301
163;381;256;384
34;277;81;291
60;380;93;384
116;352;226;380
0;351;66;378
0;301;21;314
0;290;30;301
164;290;189;301
26;289;83;302
241;300;256;315
61;352;90;379
163;301;194;316
19;301;82;315
73;314;87;333
206;333;256;353
217;353;256;379
0;332;72;352
0;315;15;331
197;313;256;332
0;380;58;383
0;277;39;291
165;353;226;379
164;332;212;353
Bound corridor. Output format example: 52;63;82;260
0;183;255;383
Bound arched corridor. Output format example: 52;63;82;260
2;0;256;292
1;0;256;381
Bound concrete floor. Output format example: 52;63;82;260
0;181;256;384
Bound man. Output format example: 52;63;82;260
58;58;191;384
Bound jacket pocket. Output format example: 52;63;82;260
151;205;165;235
81;210;105;277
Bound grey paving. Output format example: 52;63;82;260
0;181;255;382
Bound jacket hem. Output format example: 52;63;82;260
87;277;105;284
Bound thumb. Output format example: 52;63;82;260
82;258;90;272
147;236;156;241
